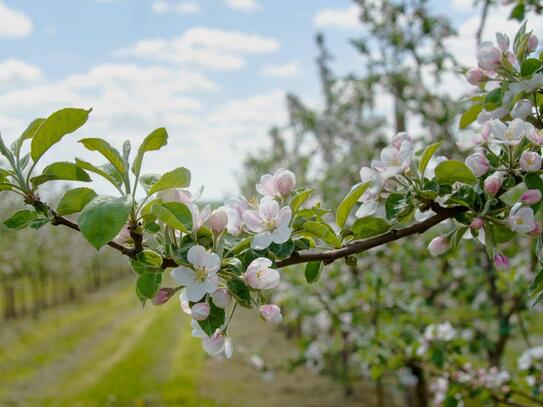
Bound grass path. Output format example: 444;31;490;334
0;279;372;407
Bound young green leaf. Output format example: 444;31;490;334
289;188;314;213
351;216;390;239
434;160;476;185
147;167;191;196
57;187;97;215
30;108;91;162
150;201;193;233
136;250;163;268
198;302;226;336
11;118;45;157
132;127;168;177
78;138;126;175
336;182;370;228
3;210;37;230
418;142;442;176
75;158;123;189
227;277;252;308
136;272;163;299
459;104;483;129
305;261;323;284
31;161;91;187
78;195;132;250
303;221;341;248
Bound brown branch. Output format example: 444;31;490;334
275;205;466;268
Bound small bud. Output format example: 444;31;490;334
476;41;501;71
211;288;231;309
521;189;542;205
465;153;490;177
152;287;176;305
209;208;228;234
466;68;488;86
470;217;484;230
530;221;542;236
520;151;542;172
259;304;283;325
484;174;503;196
191;302;210;321
528;34;539;52
493;252;510;271
275;169;296;196
428;236;450;257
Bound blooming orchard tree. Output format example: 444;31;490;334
1;8;543;407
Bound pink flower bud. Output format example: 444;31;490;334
466;68;488;86
244;258;280;290
465;153;490;177
152;287;176;305
275;169;296;196
470;217;484;230
477;42;502;71
191;302;210;321
428;236;450;257
493;252;510;271
521;189;542;205
484;174;503;196
259;304;283;325
208;208;228;234
528;35;539;52
530;221;542;236
520;151;542;172
211;288;231;309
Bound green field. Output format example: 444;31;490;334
0;279;373;407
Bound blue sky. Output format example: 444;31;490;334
0;0;539;199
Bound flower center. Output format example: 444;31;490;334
516;217;524;225
194;266;207;282
263;219;277;231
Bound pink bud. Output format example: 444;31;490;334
465;153;490;177
209;208;228;234
152;287;176;305
528;35;539;52
275;169;296;196
477;42;502;71
520;151;542;172
191;303;210;321
259;304;283;325
493;252;510;271
484;175;503;196
521;189;542;205
466;68;487;86
530;221;542;236
428;236;450;257
470;217;484;230
211;288;231;309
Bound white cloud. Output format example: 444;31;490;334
151;1;201;15
313;5;360;30
0;59;42;85
114;27;280;71
225;0;259;12
261;61;301;78
0;1;33;39
451;0;474;12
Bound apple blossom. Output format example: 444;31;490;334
507;204;536;234
488;118;535;145
223;197;248;235
208;208;228;234
470;217;484;230
518;347;543;371
210;288;231;309
484;173;504;196
152;287;176;305
256;168;296;198
189;204;211;232
203;330;234;359
259;304;283;325
244;257;280;290
466;68;487;86
527;129;543;145
476;41;501;71
465;153;490;177
242;196;292;250
521;189;542;205
428;236;450;257
520;151;542;172
171;245;220;302
355;167;381;218
391;132;411;149
423;321;456;341
371;137;413;179
493;252;510;271
191;302;211;321
511;100;533;120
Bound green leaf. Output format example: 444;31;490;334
30;108;91;162
521;58;542;77
419;142;442;176
227;277;252;308
75;158;123;189
487;222;515;244
151;201;193;233
139;174;161;193
351;216;390;239
304;261;323;284
78;195;132;250
268;240;295;259
57;187;97;215
510;3;525;21
336;182;370;228
136;272;163;299
136;250;163;268
434;160;476;185
147;167;191;196
289;188;314;212
11;118;45;157
500;182;527;205
302;221;341;248
78;138;126;175
459;104;483;129
31;161;91;187
132;128;168;177
198;302;226;336
3;210;37;230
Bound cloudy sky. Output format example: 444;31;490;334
0;0;540;199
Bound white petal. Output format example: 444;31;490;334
206;253;221;274
179;289;192;314
171;266;195;286
242;210;264;232
224;337;234;359
276;206;292;227
186;282;208;302
188;245;208;268
252;232;273;250
272;226;291;244
355;201;378;218
259;197;279;220
204;274;219;294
